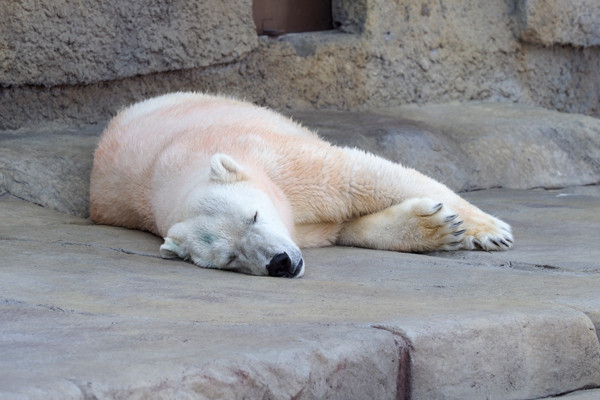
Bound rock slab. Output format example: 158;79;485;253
0;125;101;217
295;102;600;191
382;310;600;400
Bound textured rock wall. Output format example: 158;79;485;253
0;0;257;86
0;0;598;131
361;0;600;115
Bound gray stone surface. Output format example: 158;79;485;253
517;0;600;47
2;185;600;399
0;0;257;86
434;187;600;275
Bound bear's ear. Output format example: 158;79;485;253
209;153;249;183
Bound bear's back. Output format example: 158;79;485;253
89;92;316;232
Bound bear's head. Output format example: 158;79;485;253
159;154;304;278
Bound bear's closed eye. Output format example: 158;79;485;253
226;254;237;265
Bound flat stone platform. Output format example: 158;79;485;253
1;102;600;399
2;186;600;399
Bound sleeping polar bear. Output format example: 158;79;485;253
90;92;513;278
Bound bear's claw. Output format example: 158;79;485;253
464;213;514;251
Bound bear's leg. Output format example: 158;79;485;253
294;222;343;248
333;149;514;251
336;198;468;252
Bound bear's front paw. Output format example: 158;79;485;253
461;211;513;251
407;198;466;251
337;197;469;252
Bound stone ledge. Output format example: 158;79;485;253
1;312;402;400
379;309;600;400
0;125;101;217
542;389;600;400
294;102;600;191
2;102;598;218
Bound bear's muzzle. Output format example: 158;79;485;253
267;252;304;278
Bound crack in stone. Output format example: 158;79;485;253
546;385;600;399
35;303;98;316
506;261;560;271
0;190;45;208
2;298;26;306
371;324;412;400
500;259;600;275
54;240;162;259
2;236;161;259
1;297;98;317
0;236;36;242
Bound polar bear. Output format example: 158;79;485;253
90;92;513;278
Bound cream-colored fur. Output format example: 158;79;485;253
90;92;513;276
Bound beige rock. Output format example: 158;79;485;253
517;0;600;47
0;0;257;86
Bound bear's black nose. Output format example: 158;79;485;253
267;252;300;278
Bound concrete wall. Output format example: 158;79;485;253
1;0;599;131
